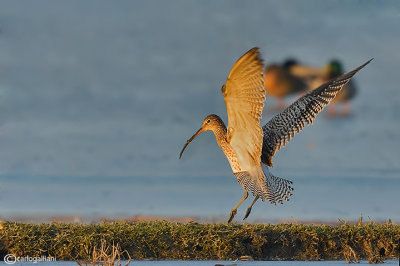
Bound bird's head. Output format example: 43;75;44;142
179;114;223;159
200;114;224;131
325;59;343;78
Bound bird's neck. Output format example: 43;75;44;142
211;121;242;173
212;121;228;146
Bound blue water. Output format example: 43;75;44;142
0;1;399;222
1;174;399;222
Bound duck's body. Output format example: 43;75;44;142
287;59;358;115
180;47;371;222
264;60;326;109
286;60;327;90
264;63;307;98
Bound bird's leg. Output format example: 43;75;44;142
341;101;350;116
243;196;259;220
327;103;337;116
228;189;248;223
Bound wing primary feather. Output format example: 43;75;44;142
261;59;372;166
222;47;266;169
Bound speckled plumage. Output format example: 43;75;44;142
261;59;372;167
235;168;293;204
179;47;371;222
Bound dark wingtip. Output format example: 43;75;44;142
354;58;374;71
363;58;374;68
356;58;374;71
336;58;373;82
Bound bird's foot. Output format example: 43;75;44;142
326;111;340;118
243;206;252;220
341;101;351;116
327;104;337;117
341;109;351;116
228;209;237;223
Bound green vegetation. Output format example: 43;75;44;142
1;221;399;263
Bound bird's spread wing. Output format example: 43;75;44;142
261;59;372;166
222;47;266;170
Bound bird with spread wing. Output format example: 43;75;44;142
179;47;371;222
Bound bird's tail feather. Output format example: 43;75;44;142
235;168;293;204
263;168;294;204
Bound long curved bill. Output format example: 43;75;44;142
179;127;204;159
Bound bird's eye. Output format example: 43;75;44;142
206;119;211;124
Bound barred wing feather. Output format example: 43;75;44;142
222;47;266;170
261;59;372;166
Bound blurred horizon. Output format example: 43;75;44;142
0;0;399;221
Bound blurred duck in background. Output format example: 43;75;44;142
323;60;357;116
264;58;357;116
264;59;325;110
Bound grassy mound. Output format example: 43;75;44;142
0;221;399;263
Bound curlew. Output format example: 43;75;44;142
179;47;371;222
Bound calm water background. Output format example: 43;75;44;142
0;1;399;222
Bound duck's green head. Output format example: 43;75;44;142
326;59;343;77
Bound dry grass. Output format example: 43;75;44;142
0;220;399;263
75;239;131;266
